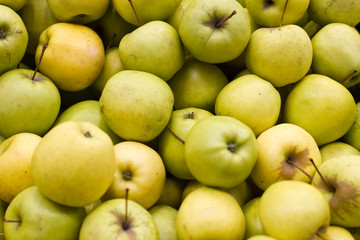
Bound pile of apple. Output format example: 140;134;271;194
1;0;360;239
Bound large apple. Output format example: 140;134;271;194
35;22;105;91
0;68;61;138
0;5;28;75
184;115;257;188
343;102;360;151
178;0;251;63
99;70;174;142
31;121;116;207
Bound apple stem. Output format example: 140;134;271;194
216;10;237;28
315;232;327;240
32;43;48;80
279;0;289;27
105;33;117;53
340;69;358;84
2;218;21;223
286;159;318;188
166;126;185;144
128;0;141;25
309;158;334;191
123;188;129;230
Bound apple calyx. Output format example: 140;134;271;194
31;43;48;81
340;69;358;84
83;131;92;138
184;112;194;119
227;142;237;153
0;27;6;39
166;126;185;144
122;170;132;181
128;0;141;25
204;10;237;29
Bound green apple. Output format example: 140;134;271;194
3;186;86;240
311;23;360;88
155;176;187;209
317;226;355;240
54;100;122;144
178;0;251;63
167;56;228;112
250;123;322;191
0;200;7;240
0;133;41;203
247;235;278;240
320;141;360;162
102;141;166;210
184;115;257;188
46;0;110;24
243;197;265;238
0;0;27;11
259;180;330;240
35;22;105;91
343;102;360;151
245;0;310;27
0;68;61;138
0;5;28;75
307;0;360;27
119;20;184;81
112;0;181;26
244;24;313;87
31;121;116;207
284;74;357;146
79;198;159;240
312;154;360;228
215;74;281;136
149;205;178;240
99;70;174;142
158;107;213;180
166;0;193;31
176;186;246;239
17;0;58;55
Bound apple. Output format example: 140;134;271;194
167;56;228;112
166;0;193;31
176;186;246;239
312;154;360;228
0;0;27;11
79;198;159;240
317;226;355;240
101;141;166;210
247;236;278;240
99;70;174;142
178;0;251;63
244;24;313;87
3;186;86;240
158;107;214;180
0;5;28;75
302;19;322;38
283;74;357;146
155;176;187;209
112;0;182;26
311;23;360;88
31;121;116;207
242;197;265;238
343;102;360;151
119;20;185;81
184;115;257;188
250;123;322;191
35;22;105;91
259;180;330;240
46;0;110;24
0;68;61;138
245;0;310;27
0;133;41;203
0;200;7;240
320;141;360;162
54;100;122;144
149;205;178;240
307;0;360;27
215;74;281;136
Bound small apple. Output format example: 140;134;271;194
343;102;360;151
242;197;265;238
149;205;178;240
320;141;360;162
155;176;187;209
0;0;27;11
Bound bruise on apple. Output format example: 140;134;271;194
279;147;312;180
110;209;136;238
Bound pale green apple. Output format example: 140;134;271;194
316;226;355;240
284;74;357;146
35;22;105;91
245;0;310;27
343;102;360;151
250;123;322;191
149;205;178;240
184;115;257;188
155;176;186;209
0;68;61;138
79;198;159;239
18;0;58;55
244;24;313;87
3;186;86;240
176;186;246;239
247;235;278;240
158;107;213;180
54;100;122;144
312;155;360;228
99;70;174;142
320;141;360;162
46;0;110;24
307;0;360;27
178;0;251;63
311;23;360;88
0;133;41;203
0;0;27;11
259;180;330;240
0;5;28;75
167;56;228;112
31;121;116;207
243;197;265;238
119;20;184;81
166;0;193;31
215;74;281;136
0;200;7;240
112;0;181;26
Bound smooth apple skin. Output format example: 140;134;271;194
0;0;27;11
149;205;178;240
242;197;265;238
155;176;186;209
343;102;360;151
320;141;360;162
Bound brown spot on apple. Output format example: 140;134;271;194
110;209;136;238
279;147;312;180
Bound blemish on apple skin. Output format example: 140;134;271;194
110;209;136;239
278;147;311;180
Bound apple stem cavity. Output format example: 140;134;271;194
83;131;92;138
309;158;335;192
227;142;237;153
340;69;358;84
166;126;185;144
123;188;130;230
286;159;317;188
280;0;289;27
215;10;237;29
122;170;132;181
128;0;141;25
32;43;48;81
105;33;117;53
